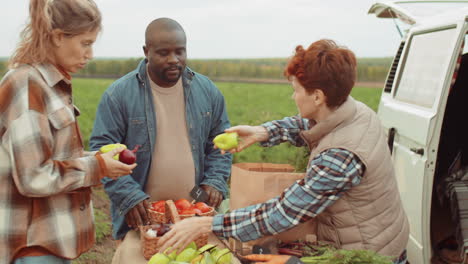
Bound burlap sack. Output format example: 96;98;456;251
229;163;317;245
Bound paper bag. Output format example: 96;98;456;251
229;163;317;245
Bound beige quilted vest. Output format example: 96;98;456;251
300;96;409;258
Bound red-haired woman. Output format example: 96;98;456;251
0;0;136;263
158;39;410;264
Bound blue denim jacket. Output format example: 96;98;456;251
89;59;232;239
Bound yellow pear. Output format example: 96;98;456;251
99;143;127;160
213;132;238;150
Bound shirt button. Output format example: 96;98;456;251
80;204;86;211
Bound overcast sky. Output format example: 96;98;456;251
1;0;403;59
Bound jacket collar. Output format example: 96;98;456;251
33;63;71;87
300;96;357;149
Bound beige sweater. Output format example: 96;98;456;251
145;76;195;201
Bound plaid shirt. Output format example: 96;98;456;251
0;64;104;263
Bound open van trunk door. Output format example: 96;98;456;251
368;2;417;25
369;1;468;26
370;2;467;263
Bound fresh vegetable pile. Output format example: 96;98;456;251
278;241;393;264
147;243;232;264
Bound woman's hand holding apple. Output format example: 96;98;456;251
100;147;137;179
217;125;269;154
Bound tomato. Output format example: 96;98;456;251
195;202;212;213
175;199;192;211
152;200;165;210
179;208;197;215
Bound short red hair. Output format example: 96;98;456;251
285;39;357;108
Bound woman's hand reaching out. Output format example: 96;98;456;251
215;125;269;154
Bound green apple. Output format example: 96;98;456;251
197;244;216;254
212;248;232;264
213;132;238;150
176;248;198;262
185;241;197;251
148;253;170;264
190;255;203;264
201;252;215;264
99;143;126;160
164;247;177;260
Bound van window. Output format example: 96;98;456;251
394;27;458;108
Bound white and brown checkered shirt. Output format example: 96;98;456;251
0;63;106;263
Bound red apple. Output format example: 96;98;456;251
119;145;140;165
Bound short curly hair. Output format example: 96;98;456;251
284;39;357;108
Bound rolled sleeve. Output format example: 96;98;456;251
259;116;312;147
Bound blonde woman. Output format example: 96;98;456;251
0;0;136;263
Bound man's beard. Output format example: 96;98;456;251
162;65;183;83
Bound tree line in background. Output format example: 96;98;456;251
0;57;392;82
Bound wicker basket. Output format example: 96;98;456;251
140;225;162;260
178;208;216;219
140;200;210;260
199;208;216;217
147;208;167;224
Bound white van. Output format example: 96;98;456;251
369;1;468;263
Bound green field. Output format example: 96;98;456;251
74;78;382;168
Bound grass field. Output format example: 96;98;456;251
74;78;382;167
72;78;382;263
